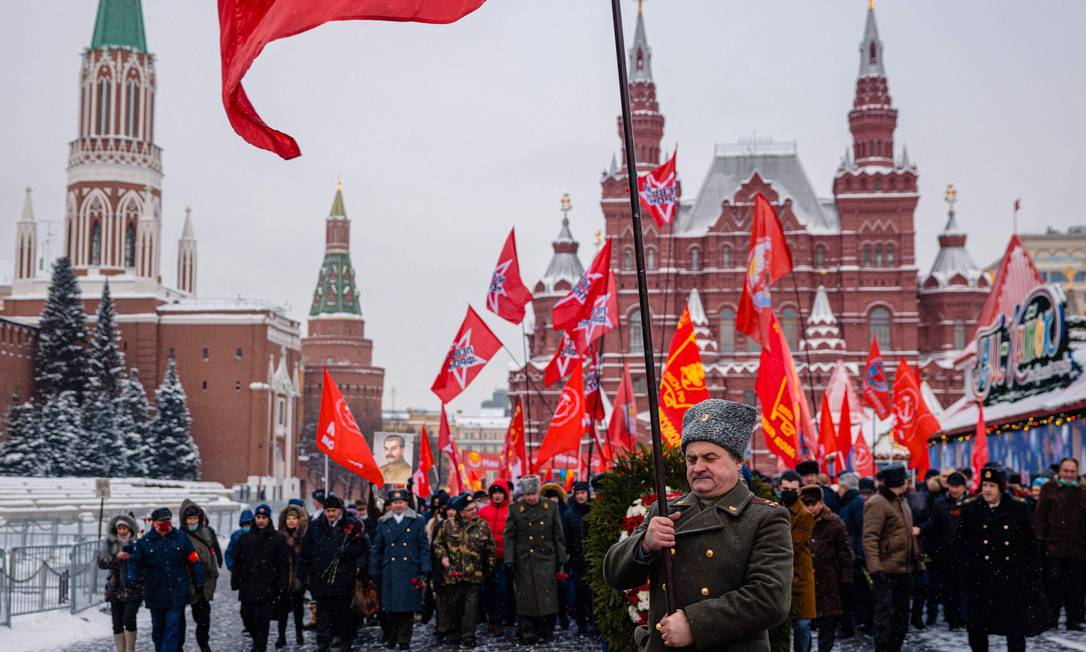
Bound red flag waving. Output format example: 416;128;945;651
218;0;487;159
431;306;502;403
544;332;580;388
412;426;435;499
552;240;612;332
853;429;875;477
836;391;853;468
438;406;467;494
755;312;800;468
500;400;529;481
658;306;711;448
536;357;585;470
607;362;639;456
737;193;794;345
583;350;607;424
316;369;384;486
638;148;678;227
570;272;618;354
862;337;892;419
818;391;837;474
971;401;988;492
891;359;940;478
486;228;533;325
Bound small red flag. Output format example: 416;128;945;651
412;426;435;499
583;347;607;424
853;429;875;477
971;401;988;492
486;228;533;325
737;193;794;345
552;240;612;332
891;359;940;478
836;391;853;469
438;405;464;494
500;400;529;481
862;337;893;419
316;368;384;486
536;357;585;470
569;272;618;354
607;362;639;456
218;0;487;159
818;392;837;475
544;332;580;388
638;147;678;227
431;306;502;403
658;306;711;447
755;312;800;468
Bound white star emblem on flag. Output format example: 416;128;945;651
487;259;512;313
573;291;613;343
448;329;486;390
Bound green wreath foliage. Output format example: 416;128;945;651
585;447;778;651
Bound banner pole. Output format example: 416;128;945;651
609;0;675;614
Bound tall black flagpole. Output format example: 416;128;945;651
609;0;675;614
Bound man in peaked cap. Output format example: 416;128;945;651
504;474;567;644
604;399;793;651
864;463;920;652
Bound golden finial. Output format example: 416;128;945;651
337;175;343;192
868;0;874;10
944;183;957;207
560;193;572;214
638;0;644;17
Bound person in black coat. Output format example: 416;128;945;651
231;503;289;652
301;495;367;652
929;471;970;629
563;481;593;637
957;467;1048;652
836;473;871;637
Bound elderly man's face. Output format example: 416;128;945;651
384;439;405;463
389;499;407;515
948;484;966;499
1060;460;1079;483
981;481;1002;505
323;507;341;523
685;441;740;499
524;492;541;506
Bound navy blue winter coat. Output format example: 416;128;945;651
127;526;205;610
300;514;367;598
837;489;867;560
368;510;431;613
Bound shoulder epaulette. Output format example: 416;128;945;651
1012;495;1027;504
751;497;781;508
963;496;978;504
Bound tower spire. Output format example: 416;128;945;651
177;207;197;295
91;0;148;52
311;180;361;318
13;187;37;281
629;2;653;83
858;1;885;78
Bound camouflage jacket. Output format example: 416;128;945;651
432;516;496;585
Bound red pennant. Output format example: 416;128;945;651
569;272;618;354
500;400;529;481
818;392;837;475
316;369;384;486
737;193;794;345
658;306;711;448
891;359;940;478
638;148;678;227
438;405;465;494
536;357;585;470
218;0;488;159
754;312;800;468
583;347;606;424
853;429;875;477
431;306;502;403
486;228;533;325
544;332;580;388
862;337;893;419
552;240;612;332
607;362;639;456
412;426;435;499
971;401;988;492
836;391;853;469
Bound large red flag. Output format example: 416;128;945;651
818;391;838;476
755;313;800;468
836;391;853;468
316;368;384;486
412;426;434;499
891;359;940;478
862;337;893;419
658;306;711;448
486;228;533;325
607;362;639;456
438;405;464;494
638;148;679;227
431;306;502;403
218;0;487;159
536;357;585;470
500;400;529;481
737;193;794;345
853;429;875;477
544;332;580;388
971;401;989;492
552;240;612;332
570;272;618;354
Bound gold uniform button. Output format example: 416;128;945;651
1004;525;1009;530
984;555;989;560
661;583;667;591
670;548;676;556
983;540;988;545
1004;541;1010;546
529;549;534;554
700;587;710;596
656;623;662;631
728;506;737;513
706;549;714;558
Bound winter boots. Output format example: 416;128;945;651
113;633;126;652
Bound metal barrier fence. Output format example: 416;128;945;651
0;549;8;628
69;540;105;616
6;545;73;622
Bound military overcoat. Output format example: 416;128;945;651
504;497;568;617
368;509;431;613
603;480;793;652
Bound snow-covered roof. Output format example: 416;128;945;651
0;477;241;520
158;297;286;314
537;217;584;295
801;286;846;352
687;288;716;352
923;209;985;289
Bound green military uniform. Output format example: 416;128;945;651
504;495;567;641
605;480;793;651
433;509;496;645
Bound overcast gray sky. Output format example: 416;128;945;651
2;1;1084;413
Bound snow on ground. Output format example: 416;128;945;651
0;603;151;652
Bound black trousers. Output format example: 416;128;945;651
110;598;140;634
942;562;967;628
440;583;480;643
570;563;593;633
910;569;935;624
382;611;415;647
841;560;873;634
873;573;912;652
813;616;839;652
242;600;276;652
177;598;211;650
315;595;353;651
519;615;556;643
1045;557;1086;627
966;625;1025;652
276;590;306;640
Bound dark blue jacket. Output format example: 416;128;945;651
127;526;205;610
225;528;247;571
837;489;866;560
368;510;431;613
300;514;367;598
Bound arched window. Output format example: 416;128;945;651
719;308;735;353
629;310;644;353
874;178;882;191
953;319;966;350
875;244;883;267
722;246;733;268
124;223;136;267
813;244;826;269
869;41;877;64
886;244;896;267
689;247;701;271
623;248;633;271
125;78;139;137
96;75;111;135
646;248;656;271
781;307;800;350
869;307;892;350
90;222;102;265
862;245;872;267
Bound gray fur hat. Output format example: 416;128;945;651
518;474;541;495
680;399;758;459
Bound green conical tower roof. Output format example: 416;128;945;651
91;0;148;52
329;179;347;218
310;181;361;318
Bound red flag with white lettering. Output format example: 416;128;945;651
486;228;533;325
552;240;612;332
431;306;502;403
536;357;585;470
638;148;678;228
316;368;384;486
569;272;618;354
737;193;794;346
544;332;580;388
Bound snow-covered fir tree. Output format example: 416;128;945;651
116;370;151;477
87;281;124;397
150;356;200;480
40;391;83;476
83;281;126;476
83;390;121;476
34;257;89;400
0;401;44;476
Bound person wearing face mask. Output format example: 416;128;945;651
232;504;290;652
368;488;430;650
1035;457;1086;631
432;492;496;648
604;399;792;651
863;464;920;652
770;470;816;652
177;500;222;652
99;513;143;652
127;507;205;652
505;474;568;645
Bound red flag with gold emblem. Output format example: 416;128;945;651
536;357;585;470
316;369;384;486
737;193;794;346
500;400;528;481
658;306;711;447
754;313;800;468
891;358;940;478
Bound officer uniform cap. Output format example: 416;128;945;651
981;467;1007;490
680;399;757;459
946;472;967;487
150;507;172;522
323;495;345;510
451;493;477;511
518;474;542;495
386;488;410;503
877;464;908;488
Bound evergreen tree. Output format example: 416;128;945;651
0;401;44;476
40;391;83;476
34;257;89;400
84;281;126;476
87;281;124;397
150;357;200;480
116;370;151;477
83;391;120;476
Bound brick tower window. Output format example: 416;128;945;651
90;222;102;265
719;308;735;352
95;76;111;136
235;347;244;360
124;223;136;267
629;310;644;353
689;247;702;271
953;320;965;350
780;307;800;350
646;248;656;271
722;246;733;268
869;307;892;350
623;248;634;271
